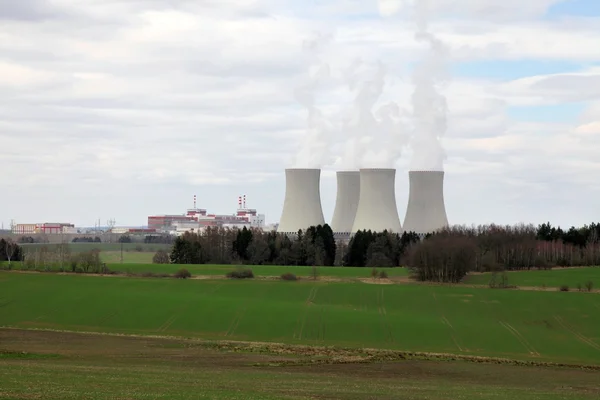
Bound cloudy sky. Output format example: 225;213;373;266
1;0;599;229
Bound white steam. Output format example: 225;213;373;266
338;60;408;169
292;33;336;169
409;0;449;171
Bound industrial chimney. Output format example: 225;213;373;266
351;168;402;233
402;170;449;235
331;171;360;234
277;168;325;234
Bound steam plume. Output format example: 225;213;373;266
292;33;336;168
409;0;449;171
339;60;408;169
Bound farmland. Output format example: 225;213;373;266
1;271;600;365
2;329;599;400
2;268;600;399
464;267;600;289
19;242;170;264
108;263;411;278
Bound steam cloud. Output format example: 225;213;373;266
409;0;449;171
338;60;408;170
292;33;336;169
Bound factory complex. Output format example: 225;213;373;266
149;195;271;235
7;170;449;241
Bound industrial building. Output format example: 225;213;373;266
12;222;76;235
148;195;267;234
277;169;325;234
402;170;449;235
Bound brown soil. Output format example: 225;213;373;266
2;327;600;372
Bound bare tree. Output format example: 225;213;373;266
4;239;15;267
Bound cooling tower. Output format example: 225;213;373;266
351;168;402;233
402;170;449;234
331;171;360;234
277;168;325;234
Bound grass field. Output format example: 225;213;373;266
19;242;170;264
1;271;600;366
4;260;412;279
108;263;412;278
464;267;600;289
2;330;599;399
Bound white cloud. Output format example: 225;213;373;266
0;0;599;227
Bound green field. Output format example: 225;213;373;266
464;267;600;289
4;260;412;279
108;263;411;278
1;271;600;366
18;242;171;264
2;329;599;400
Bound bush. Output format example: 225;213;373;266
371;268;379;279
577;282;583;292
559;284;569;292
585;281;594;292
174;268;192;279
378;270;388;279
227;268;254;279
489;271;512;289
280;272;297;281
152;250;170;264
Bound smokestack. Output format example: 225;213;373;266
351;168;402;233
331;171;360;233
277;168;325;234
403;171;449;235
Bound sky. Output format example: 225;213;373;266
1;0;599;229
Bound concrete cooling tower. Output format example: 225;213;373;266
351;168;403;233
402;170;449;234
277;168;325;234
331;171;360;234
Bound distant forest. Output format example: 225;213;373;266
3;221;600;283
169;222;600;282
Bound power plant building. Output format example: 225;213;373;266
148;195;266;233
351;168;403;233
402;170;449;235
277;168;325;234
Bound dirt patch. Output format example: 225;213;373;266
3;327;600;372
359;278;394;285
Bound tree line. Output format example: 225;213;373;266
170;225;339;266
168;222;600;283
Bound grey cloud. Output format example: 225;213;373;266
0;0;61;21
531;74;600;101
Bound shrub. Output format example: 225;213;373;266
371;268;379;279
70;257;78;272
585;281;594;292
378;270;388;279
135;245;143;252
227;268;254;279
577;282;583;292
174;268;192;279
280;272;297;281
152;250;170;264
559;285;569;292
